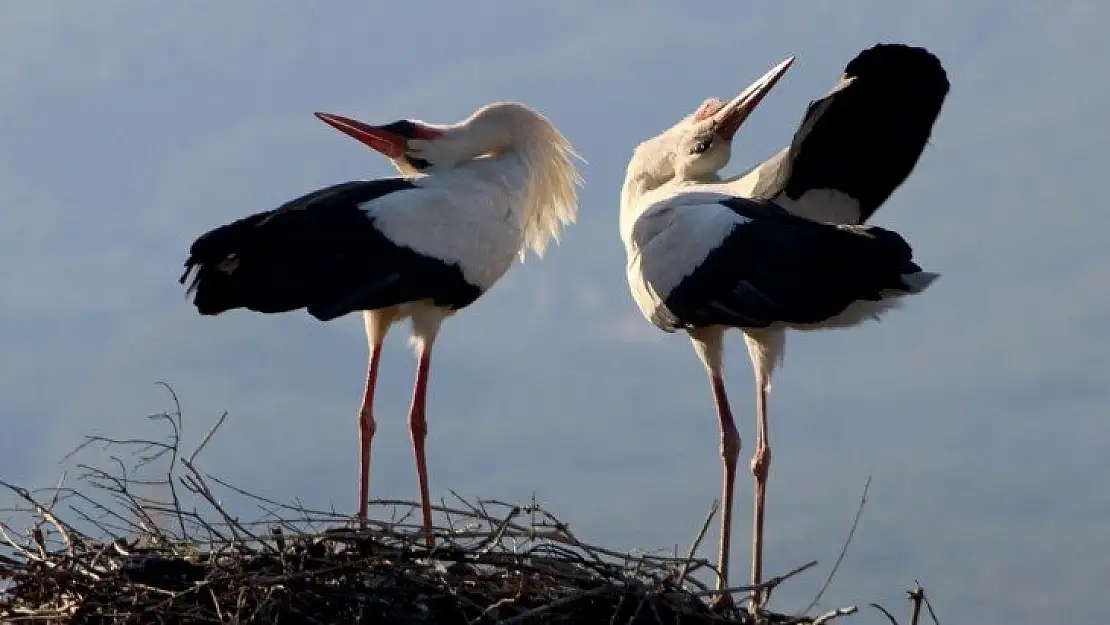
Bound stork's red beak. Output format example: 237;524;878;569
314;112;408;158
713;56;795;140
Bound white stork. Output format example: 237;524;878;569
179;102;583;547
620;44;949;612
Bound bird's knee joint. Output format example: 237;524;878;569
719;430;741;462
359;411;376;435
749;447;771;478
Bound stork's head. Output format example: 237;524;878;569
675;56;795;182
315;102;563;177
313;111;468;176
624;57;795;198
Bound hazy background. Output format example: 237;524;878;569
2;2;1107;622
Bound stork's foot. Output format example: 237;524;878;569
708;592;735;614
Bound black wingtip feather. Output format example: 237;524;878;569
845;43;950;92
176;182;374;317
841;42;951;142
177;213;260;315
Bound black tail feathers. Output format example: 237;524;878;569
836;223;935;290
841;223;914;259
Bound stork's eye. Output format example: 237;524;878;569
691;136;713;155
403;154;432;171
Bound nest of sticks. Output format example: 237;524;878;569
0;386;930;625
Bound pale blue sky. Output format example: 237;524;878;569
2;2;1107;622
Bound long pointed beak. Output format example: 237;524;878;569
314;112;407;158
713;56;795;140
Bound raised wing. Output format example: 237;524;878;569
180;178;483;321
735;43;950;224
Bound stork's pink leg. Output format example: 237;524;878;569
407;345;435;548
749;378;771;612
357;342;384;525
708;373;741;610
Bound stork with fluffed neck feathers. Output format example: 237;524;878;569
180;101;583;546
620;44;949;612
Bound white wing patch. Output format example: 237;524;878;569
722;151;864;226
624;191;749;321
776;188;862;225
363;184;520;291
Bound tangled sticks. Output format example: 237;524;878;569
1;388;856;625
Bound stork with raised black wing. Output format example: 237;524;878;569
180;102;583;547
620;46;947;613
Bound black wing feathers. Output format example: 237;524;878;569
662;197;923;330
751;43;950;223
179;178;482;321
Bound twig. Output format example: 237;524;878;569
678;499;718;587
915;580;940;625
468;596;517;624
0;521;38;562
0;479;78;557
188;411;228;464
36;505;75;557
45;471;68;513
477;505;521;553
800;476;871;615
907;585;922;625
869;602;901;625
180;458;271;552
688;560;818;596
811;606;858;625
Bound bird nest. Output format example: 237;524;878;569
0;387;912;625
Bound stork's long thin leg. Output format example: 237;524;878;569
407;344;435;548
357;342;384;524
709;373;741;608
749;372;771;612
689;328;739;611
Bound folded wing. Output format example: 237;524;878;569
180;179;483;322
650;196;932;332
